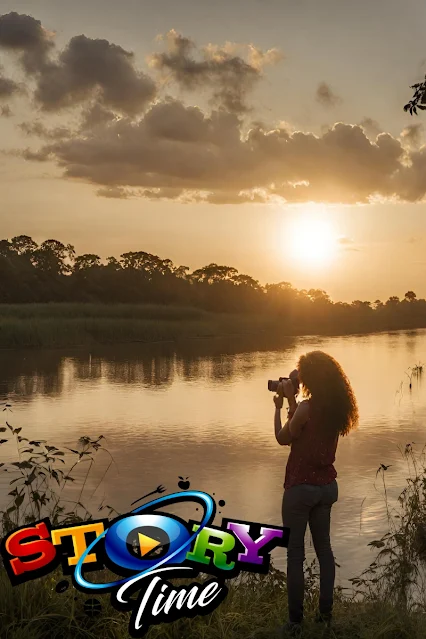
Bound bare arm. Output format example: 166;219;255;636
274;394;309;446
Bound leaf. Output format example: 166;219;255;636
13;428;22;435
6;422;13;431
53;451;64;456
13;461;32;470
15;495;24;508
6;506;16;514
0;427;6;433
368;540;385;548
25;470;37;485
0;440;8;445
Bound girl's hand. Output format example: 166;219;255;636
282;378;295;399
273;394;284;409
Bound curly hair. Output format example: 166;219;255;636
297;350;358;436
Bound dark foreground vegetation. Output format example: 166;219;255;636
1;235;426;347
0;406;426;638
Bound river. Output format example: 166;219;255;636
0;329;425;587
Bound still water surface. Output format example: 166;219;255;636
1;330;426;586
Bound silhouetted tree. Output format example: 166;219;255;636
405;291;417;302
10;235;38;255
1;234;426;334
74;254;102;270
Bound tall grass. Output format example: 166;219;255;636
0;303;278;349
0;406;426;637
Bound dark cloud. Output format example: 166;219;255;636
19;121;71;140
316;82;342;107
34;35;156;115
0;75;18;99
0;105;12;117
80;102;117;130
0;12;54;73
4;14;426;206
149;29;282;113
0;13;156;115
20;99;418;204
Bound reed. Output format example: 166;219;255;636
0;303;277;348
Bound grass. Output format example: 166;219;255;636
1;566;425;639
0;303;280;349
1;409;426;637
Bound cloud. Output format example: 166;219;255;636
0;105;12;117
359;117;382;139
96;186;131;199
0;12;54;73
20;100;415;204
149;29;282;113
400;123;424;149
80;102;117;130
316;82;342;107
34;35;156;115
338;237;360;251
19;120;71;140
5;13;426;206
0;72;21;99
0;13;156;116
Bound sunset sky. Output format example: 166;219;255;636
2;0;426;302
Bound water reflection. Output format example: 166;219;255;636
0;335;298;398
0;330;425;586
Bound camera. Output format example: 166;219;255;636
267;369;299;394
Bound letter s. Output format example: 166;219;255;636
1;519;57;584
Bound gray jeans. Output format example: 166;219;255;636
281;480;338;623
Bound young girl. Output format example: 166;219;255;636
273;351;358;635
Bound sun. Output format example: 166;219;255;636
286;210;337;268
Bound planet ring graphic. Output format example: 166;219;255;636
74;491;215;591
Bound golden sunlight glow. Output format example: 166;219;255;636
286;208;338;268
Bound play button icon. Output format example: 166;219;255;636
138;532;161;557
126;525;170;560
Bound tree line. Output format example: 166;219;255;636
0;235;425;333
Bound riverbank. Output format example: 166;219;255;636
0;565;424;639
0;416;425;638
0;302;424;349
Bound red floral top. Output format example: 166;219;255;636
284;400;338;489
